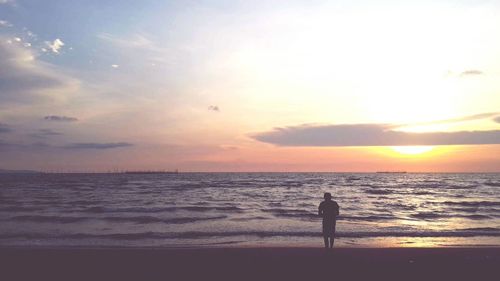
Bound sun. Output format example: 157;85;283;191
391;146;434;155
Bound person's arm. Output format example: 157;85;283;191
318;203;323;217
335;203;340;217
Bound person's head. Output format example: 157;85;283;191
324;192;332;201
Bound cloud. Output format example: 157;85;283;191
0;140;51;151
111;64;119;68
29;129;62;138
0;123;12;133
39;129;62;135
0;139;13;149
452;112;498;121
0;38;77;104
98;33;160;51
0;20;12;27
0;140;132;151
253;124;500;147
45;38;65;53
407;112;500;127
208;105;220;112
43;115;78;122
460;70;483;76
63;142;133;150
495;116;500;124
97;32;169;65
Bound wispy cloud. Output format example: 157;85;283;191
0;38;77;105
253;124;500;147
495;116;500;124
63;142;133;150
0;140;51;151
0;123;12;133
0;20;12;27
0;140;132;151
98;32;160;51
97;32;170;66
208;105;220;112
29;129;62;138
405;112;500;127
460;70;483;76
45;38;65;54
43;115;78;122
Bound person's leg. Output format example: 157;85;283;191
322;222;329;248
330;220;337;248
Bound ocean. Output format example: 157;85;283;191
0;173;499;248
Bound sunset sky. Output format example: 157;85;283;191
1;0;499;172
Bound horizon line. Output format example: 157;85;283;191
1;170;499;174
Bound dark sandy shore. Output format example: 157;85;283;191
1;247;499;281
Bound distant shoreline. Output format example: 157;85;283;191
1;171;499;174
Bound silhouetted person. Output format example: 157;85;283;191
318;192;339;248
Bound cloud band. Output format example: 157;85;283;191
253;124;500;147
44;115;78;122
63;142;133;149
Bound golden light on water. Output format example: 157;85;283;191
391;146;434;155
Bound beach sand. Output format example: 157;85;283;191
1;247;499;281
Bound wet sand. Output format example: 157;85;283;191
1;247;499;281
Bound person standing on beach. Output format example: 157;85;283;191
318;192;340;249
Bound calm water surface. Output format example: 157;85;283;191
1;173;499;248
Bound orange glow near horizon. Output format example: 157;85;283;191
391;146;434;155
